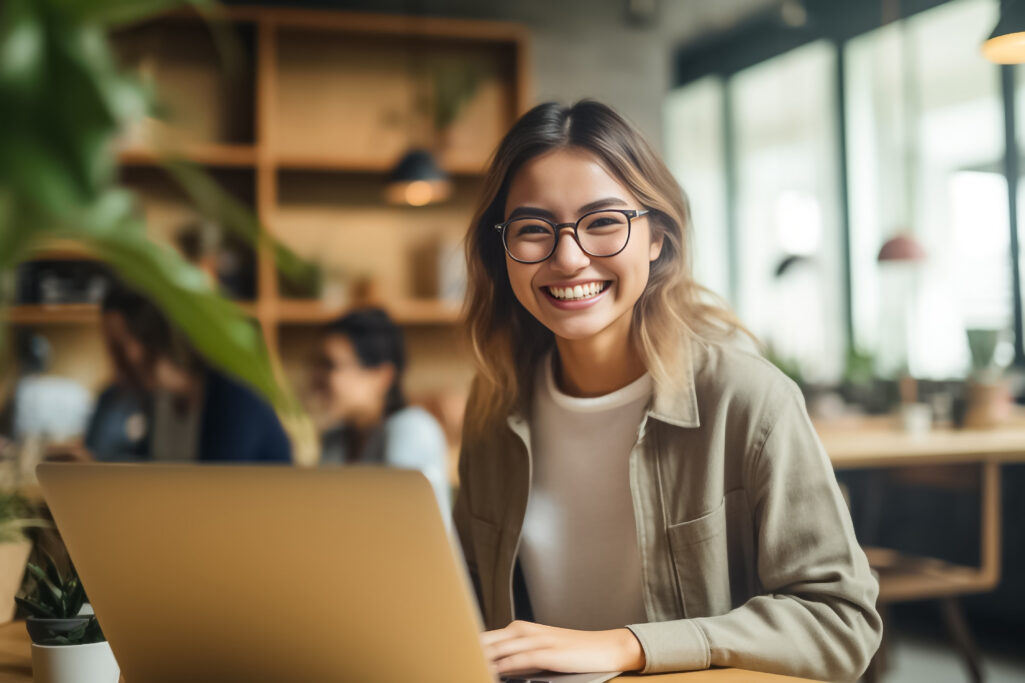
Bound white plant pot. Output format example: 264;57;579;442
31;641;119;683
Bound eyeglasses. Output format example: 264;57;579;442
494;208;649;264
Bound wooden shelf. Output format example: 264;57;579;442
24;239;97;262
5;304;100;325
273;153;485;176
6;301;258;325
118;143;258;168
275;298;461;326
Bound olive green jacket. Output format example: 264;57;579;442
453;338;882;682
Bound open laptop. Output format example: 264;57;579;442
37;463;619;683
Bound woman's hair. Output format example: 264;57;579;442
324;308;407;417
463;99;752;436
105;280;205;376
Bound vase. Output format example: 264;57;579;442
31;641;119;683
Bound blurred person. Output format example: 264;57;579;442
8;332;91;443
314;308;450;512
456;101;881;681
117;286;291;464
83;284;151;461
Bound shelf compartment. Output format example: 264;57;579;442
272;27;517;173
112;16;257;147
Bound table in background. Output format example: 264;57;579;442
0;621;817;682
816;414;1025;682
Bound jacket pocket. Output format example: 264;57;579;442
667;494;731;618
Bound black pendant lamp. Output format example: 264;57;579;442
385;148;452;207
983;0;1025;64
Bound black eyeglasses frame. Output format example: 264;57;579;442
493;208;650;264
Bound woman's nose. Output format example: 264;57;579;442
550;227;590;273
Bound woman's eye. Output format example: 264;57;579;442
514;222;552;236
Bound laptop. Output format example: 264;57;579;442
37;463;619;683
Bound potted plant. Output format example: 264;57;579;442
16;553;118;683
0;489;47;624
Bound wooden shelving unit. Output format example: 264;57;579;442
10;5;528;398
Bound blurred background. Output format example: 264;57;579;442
1;0;1024;681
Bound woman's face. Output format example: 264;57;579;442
314;334;393;424
502;147;663;344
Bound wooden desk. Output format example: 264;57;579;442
817;416;1025;603
0;621;816;682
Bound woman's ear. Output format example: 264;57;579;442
649;228;665;262
376;363;397;395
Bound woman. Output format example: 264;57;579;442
315;308;450;514
454;101;881;681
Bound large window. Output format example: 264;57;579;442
663;77;730;302
666;0;1017;384
730;40;844;383
846;0;1006;379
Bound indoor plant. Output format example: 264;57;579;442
0;490;47;624
0;0;303;414
16;552;118;683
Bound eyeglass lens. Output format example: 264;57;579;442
504;210;631;263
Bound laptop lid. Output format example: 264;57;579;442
36;463;495;683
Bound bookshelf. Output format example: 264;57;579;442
11;5;529;400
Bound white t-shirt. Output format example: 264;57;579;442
519;351;651;630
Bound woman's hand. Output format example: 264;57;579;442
480;620;645;677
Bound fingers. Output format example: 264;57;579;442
480;620;533;647
483;635;545;662
493;649;553;676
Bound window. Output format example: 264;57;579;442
730;40;845;383
663;77;731;303
845;0;1007;379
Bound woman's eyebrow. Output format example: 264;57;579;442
506;197;629;221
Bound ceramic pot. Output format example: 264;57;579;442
31;640;119;683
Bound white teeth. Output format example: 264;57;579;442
547;282;607;301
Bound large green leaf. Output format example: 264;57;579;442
59;216;297;415
160;160;308;283
0;0;307;420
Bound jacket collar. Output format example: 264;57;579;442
647;336;701;429
506;336;702;434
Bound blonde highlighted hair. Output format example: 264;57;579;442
463;100;751;437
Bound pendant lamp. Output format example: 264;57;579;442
384;148;452;207
983;0;1025;64
877;233;926;262
385;10;453;208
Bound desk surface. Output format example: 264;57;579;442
815;415;1025;468
0;621;816;682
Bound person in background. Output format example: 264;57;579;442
84;285;151;461
314;308;450;513
7;332;91;443
104;282;291;464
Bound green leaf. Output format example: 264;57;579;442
159;160;309;283
59;219;297;415
15;596;57;619
0;0;45;100
26;563;65;610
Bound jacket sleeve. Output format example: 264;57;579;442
627;379;882;682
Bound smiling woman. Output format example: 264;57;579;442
453;100;882;682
